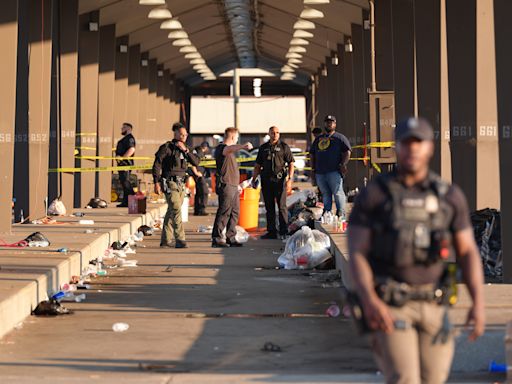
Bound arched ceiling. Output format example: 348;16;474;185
79;0;368;85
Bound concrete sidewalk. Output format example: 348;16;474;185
0;204;506;383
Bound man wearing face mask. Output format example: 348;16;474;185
115;122;136;208
310;115;351;217
153;124;199;249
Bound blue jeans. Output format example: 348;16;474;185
316;171;346;215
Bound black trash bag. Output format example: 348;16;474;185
137;225;154;236
24;232;50;247
304;194;317;208
288;208;316;235
32;299;73;316
111;241;128;250
471;208;502;278
86;197;108;209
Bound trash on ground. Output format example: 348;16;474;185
277;226;332;269
48;197;67;216
24;232;50;247
112;322;130;332
261;342;282;352
197;225;213;233
137;225;154;236
117;259;138;267
85;197;108;209
164;266;173;273
326;303;341;317
235;225;249;243
71;212;85;217
60;293;86;303
321;281;342;288
32;299;73;316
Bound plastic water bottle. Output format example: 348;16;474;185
112;322;129;332
51;291;65;300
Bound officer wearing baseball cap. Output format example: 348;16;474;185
347;117;485;383
310;114;352;217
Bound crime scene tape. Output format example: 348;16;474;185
75;146;97;151
49;164;152;173
76;155;153;160
76;132;98;136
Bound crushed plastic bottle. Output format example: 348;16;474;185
326;303;341;317
112;322;130;332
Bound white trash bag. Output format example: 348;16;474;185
235;225;249;243
48;197;67;216
277;226;331;269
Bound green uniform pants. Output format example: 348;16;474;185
161;180;186;244
371;301;454;384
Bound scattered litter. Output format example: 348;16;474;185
60;293;86;303
261;342;282;353
326;303;341;318
164;266;174;273
57;247;68;253
61;283;77;292
25;232;50;247
197;225;213;233
85;229;94;234
14;322;23;330
48;197;67;216
254;267;263;271
234;225;249;243
97;270;107;276
32;299;73;316
112;322;129;332
321;282;342;288
137;225;154;236
277;226;332;270
272;251;281;255
85;197;108;209
117;259;138;267
79;219;95;225
71;212;85;217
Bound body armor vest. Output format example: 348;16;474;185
370;172;454;268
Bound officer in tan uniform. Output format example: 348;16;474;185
348;117;485;384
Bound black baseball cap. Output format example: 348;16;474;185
200;141;210;148
172;122;185;131
394;117;434;142
324;115;336;122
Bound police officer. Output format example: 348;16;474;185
252;126;295;239
191;142;210;216
212;127;253;248
310;115;351;217
115;122;136;207
152;125;199;249
348;117;485;384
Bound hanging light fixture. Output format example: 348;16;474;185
321;64;328;76
345;38;353;53
286;52;303;59
139;0;166;5
293;29;314;38
287;62;299;69
331;52;339;65
281;65;294;73
167;30;188;38
290;38;309;46
148;6;172;19
190;58;206;64
180;46;197;53
161;19;183;30
184;53;201;59
293;19;315;29
288;58;302;64
289;46;307;53
303;0;330;4
172;39;192;46
300;7;325;19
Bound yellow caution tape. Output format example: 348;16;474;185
75;146;97;151
49;164;152;173
76;155;153;161
76;132;98;136
352;141;395;149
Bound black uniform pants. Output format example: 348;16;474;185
194;176;208;214
119;171;135;205
261;177;288;235
212;184;239;243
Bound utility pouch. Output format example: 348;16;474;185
345;291;371;334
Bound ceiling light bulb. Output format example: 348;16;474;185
172;39;192;46
160;19;182;30
331;53;339;65
300;7;325;19
293;19;315;30
180;46;197;53
289;46;307;53
303;0;330;4
290;38;309;45
286;52;303;59
148;7;172;19
167;30;188;38
139;0;166;5
293;29;314;38
345;39;353;53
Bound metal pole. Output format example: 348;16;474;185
369;0;377;93
233;67;240;129
311;75;317;129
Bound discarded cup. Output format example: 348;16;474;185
96;270;107;276
112;322;129;332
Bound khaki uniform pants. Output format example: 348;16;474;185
371;301;454;384
161;180;185;244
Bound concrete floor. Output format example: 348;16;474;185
0;207;507;383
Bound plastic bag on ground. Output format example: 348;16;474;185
235;225;249;243
277;226;332;269
48;197;66;216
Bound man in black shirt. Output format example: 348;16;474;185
348;117;485;383
115;122;136;208
252;126;295;239
152;125;199;249
191;142;210;216
212;127;253;248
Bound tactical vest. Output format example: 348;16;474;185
369;173;454;268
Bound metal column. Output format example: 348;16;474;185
138;52;149;158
